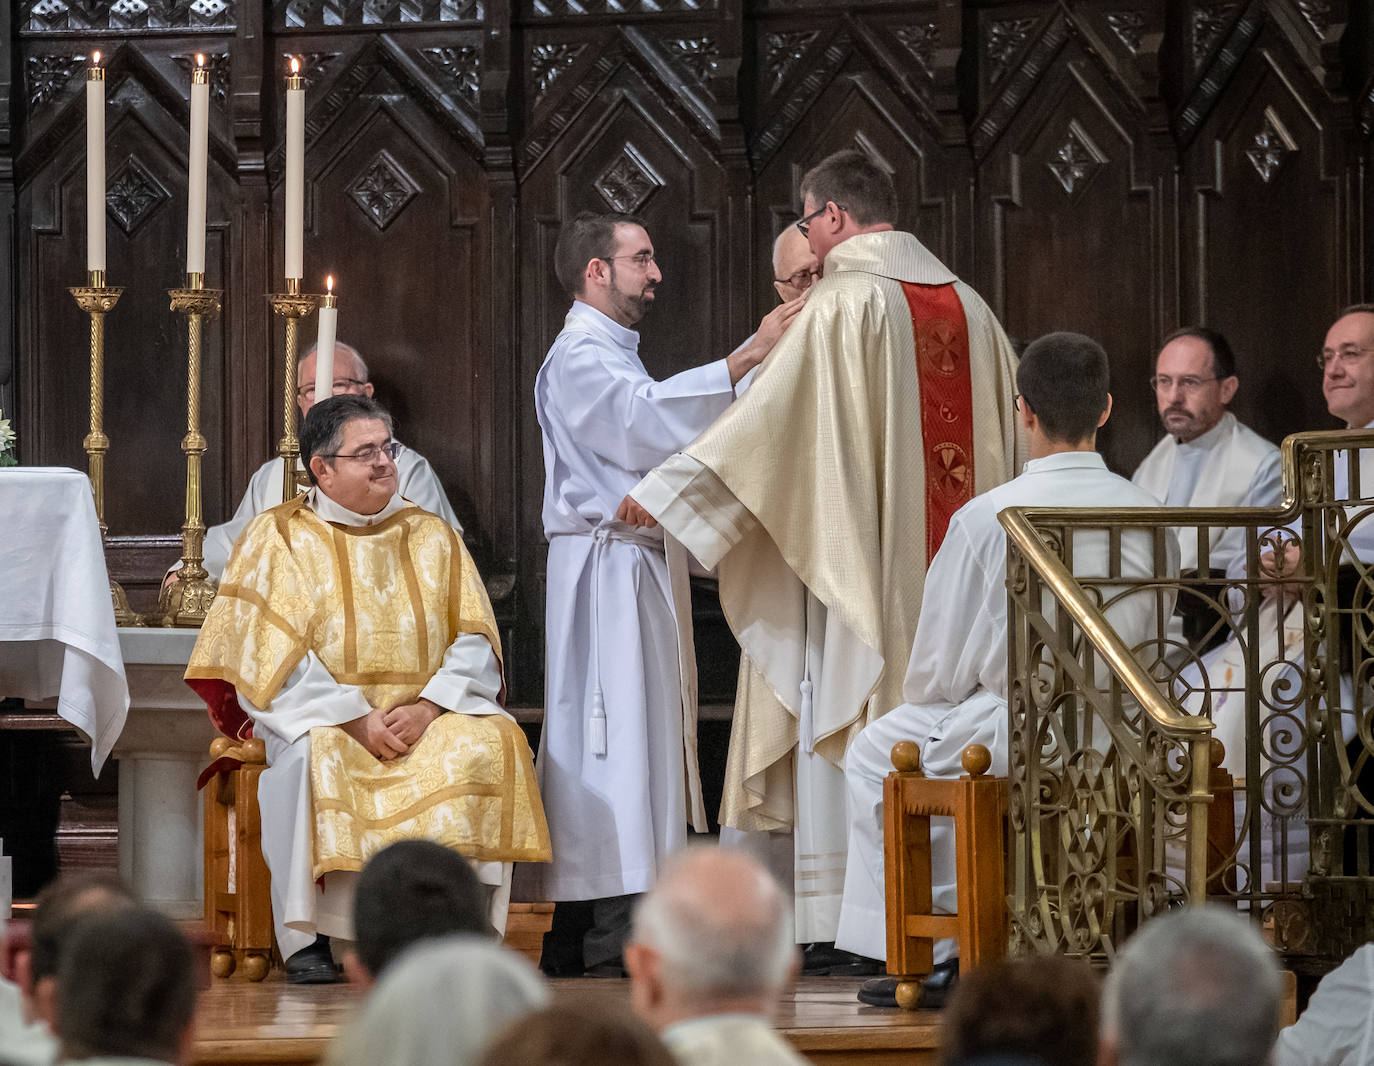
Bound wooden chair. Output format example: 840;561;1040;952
884;741;1008;1009
201;737;275;981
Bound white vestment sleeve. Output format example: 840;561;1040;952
1273;943;1374;1066
238;652;371;746
551;336;734;472
398;449;463;534
418;632;506;716
633;452;757;572
204;461;276;579
1208;447;1285;575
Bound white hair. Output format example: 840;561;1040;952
300;340;368;381
631;848;794;998
1100;906;1281;1066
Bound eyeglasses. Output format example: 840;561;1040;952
1149;374;1219;393
1317;346;1374;371
600;252;656;269
297;377;368;401
794;202;846;238
318;440;402;464
774;267;818;290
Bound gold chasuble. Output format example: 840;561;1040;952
634;231;1024;830
187;498;550;877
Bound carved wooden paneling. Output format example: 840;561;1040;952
1181;17;1355;448
972;8;1175;474
18;62;234;536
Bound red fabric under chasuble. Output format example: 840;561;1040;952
901;281;975;559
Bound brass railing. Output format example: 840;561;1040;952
1001;430;1374;964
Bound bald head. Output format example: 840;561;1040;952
772;226;819;304
625;848;796;1029
297;341;373;414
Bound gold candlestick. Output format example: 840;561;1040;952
158;274;223;627
269;277;317;503
70;272;142;627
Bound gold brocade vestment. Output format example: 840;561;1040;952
186;498;550;877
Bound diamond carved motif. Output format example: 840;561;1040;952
23;0;234;28
1047;122;1107;197
1246;109;1296;184
762;30;818;93
1105;10;1146;55
530;42;585;105
419;46;480;108
282;51;341;86
985;17;1038;84
595;145;662;215
664;36;719;84
106;157;170;234
26;54;86;112
1192;3;1239;65
894;23;939;80
347;150;419;231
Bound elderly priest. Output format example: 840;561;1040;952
185;394;549;984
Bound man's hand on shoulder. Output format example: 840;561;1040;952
340;706;412;761
617;494;658;528
383;698;443;747
726;292;808;384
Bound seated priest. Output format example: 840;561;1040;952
833;332;1177;1008
185;394;550;984
199;340;461;579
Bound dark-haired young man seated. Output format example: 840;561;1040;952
186;395;550;984
833;332;1177;1007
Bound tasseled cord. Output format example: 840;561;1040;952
589;533;608;757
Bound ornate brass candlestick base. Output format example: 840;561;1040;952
269;280;318;503
70;272;143;627
158;276;223;628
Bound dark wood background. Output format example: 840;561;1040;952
3;0;1373;710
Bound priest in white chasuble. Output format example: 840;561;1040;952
186;395;549;984
627;150;1024;957
832;333;1177;1007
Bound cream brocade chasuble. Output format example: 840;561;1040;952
186;499;551;877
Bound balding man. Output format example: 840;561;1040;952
202;341;460;579
625;848;805;1066
771;227;818;304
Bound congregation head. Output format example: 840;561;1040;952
939;954;1100;1066
346;839;490;987
327;936;550;1066
300;394;398;513
1151;327;1238;443
1015;332;1111;445
1099;905;1281;1066
476;1003;676;1066
1323;304;1374;429
625;846;796;1029
54;906;197;1066
21;872;136;1029
298;341;372;414
798;149;898;264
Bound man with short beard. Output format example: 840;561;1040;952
532;211;803;976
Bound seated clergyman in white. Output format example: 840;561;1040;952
200;340;461;578
185;394;549;985
833;331;1177;1008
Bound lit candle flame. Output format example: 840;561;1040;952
92;50;101;66
196;53;205;68
290;57;300;75
326;275;334;293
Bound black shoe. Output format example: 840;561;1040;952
800;942;884;977
583;958;627;978
857;958;959;1009
284;935;339;985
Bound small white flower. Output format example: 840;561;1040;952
0;412;15;452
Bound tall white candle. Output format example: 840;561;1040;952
314;276;337;402
284;58;304;282
185;55;209;277
86;53;106;274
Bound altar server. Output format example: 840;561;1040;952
201;341;459;578
1132;327;1281;578
831;332;1176;1007
187;395;549;983
532;210;803;976
627;150;1023;960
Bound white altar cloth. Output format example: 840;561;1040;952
0;467;129;772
